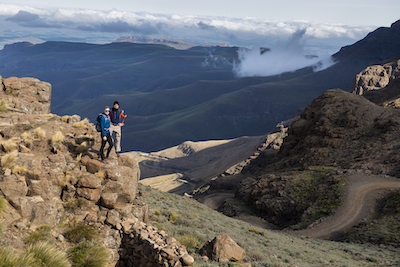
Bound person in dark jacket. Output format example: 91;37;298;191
109;101;126;156
99;106;113;160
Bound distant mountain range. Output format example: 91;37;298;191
0;19;399;152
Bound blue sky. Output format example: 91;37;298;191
0;0;399;55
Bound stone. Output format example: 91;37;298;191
82;157;105;174
200;234;246;262
0;174;28;199
78;174;102;188
181;254;194;266
101;193;118;209
76;187;101;202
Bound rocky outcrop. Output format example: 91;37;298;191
0;76;191;266
118;221;194;266
352;56;400;95
272;89;400;175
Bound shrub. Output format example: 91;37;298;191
177;234;201;250
0;100;7;113
73;118;89;129
24;242;71;267
51;131;65;144
25;225;52;244
59;170;71;187
63;198;83;212
1;151;17;169
21;132;31;141
1;140;17;153
11;165;27;174
33;127;46;140
68;242;109;267
65;224;99;243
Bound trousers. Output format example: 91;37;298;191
109;124;121;152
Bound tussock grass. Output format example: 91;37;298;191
73;118;89;129
51;131;65;144
68;242;109;267
21;131;31;141
65;224;99;244
76;153;82;162
1;151;18;169
140;185;400;266
0;100;7;113
33;127;46;140
11;165;27;174
1;140;17;153
59;170;71;187
24;242;71;267
61;115;69;123
75;141;87;153
176;234;201;251
0;246;35;267
25;225;52;244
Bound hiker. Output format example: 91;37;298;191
109;101;127;156
99;106;113;160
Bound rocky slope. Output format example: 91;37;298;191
0;75;194;266
234;87;400;231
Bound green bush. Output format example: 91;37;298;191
0;246;35;267
65;224;99;244
68;242;109;267
0;101;7;113
24;242;71;267
176;234;201;251
25;225;52;244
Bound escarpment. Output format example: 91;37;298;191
0;75;193;266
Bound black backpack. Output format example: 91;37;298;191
95;113;106;132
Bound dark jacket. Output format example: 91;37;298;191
100;113;111;137
110;108;127;125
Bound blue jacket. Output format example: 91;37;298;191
100;113;111;137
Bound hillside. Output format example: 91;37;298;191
1;20;400;152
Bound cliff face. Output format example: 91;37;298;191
352;56;400;95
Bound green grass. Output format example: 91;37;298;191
25;225;52;244
287;167;346;229
337;191;400;247
0;101;7;113
24;242;71;267
139;184;400;266
68;242;109;267
65;224;99;244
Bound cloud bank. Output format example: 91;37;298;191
0;3;375;49
233;29;337;77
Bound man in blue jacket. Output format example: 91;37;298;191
109;101;127;156
100;106;113;160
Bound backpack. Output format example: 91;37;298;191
95;113;106;132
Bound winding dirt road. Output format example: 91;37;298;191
201;174;400;239
292;174;400;239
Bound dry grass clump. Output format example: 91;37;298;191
59;170;71;187
61;115;70;123
73;118;89;129
94;169;106;180
63;197;83;212
33;127;46;140
0;197;6;215
12;165;27;174
76;153;82;162
51;131;65;144
0;100;7;113
1;151;18;169
65;224;99;244
75;141;87;153
0;139;17;153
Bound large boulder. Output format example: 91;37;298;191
200;234;246;262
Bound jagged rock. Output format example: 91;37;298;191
0;174;28;199
353;58;400;95
76;187;101;202
81;156;105;174
101;193;119;208
200;234;246;262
